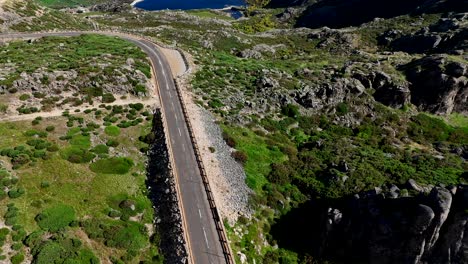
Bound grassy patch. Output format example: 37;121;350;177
186;9;234;20
105;125;121;136
222;125;287;193
69;134;91;149
89;157;134;174
36;204;76;232
37;0;107;8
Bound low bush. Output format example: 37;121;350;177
129;103;144;111
105;126;121;136
106;140;119;148
61;146;95;163
89;157;134;174
91;144;109;154
35;204;76;232
232;150;248;164
222;131;237;148
10;253;24;264
102;93;116;103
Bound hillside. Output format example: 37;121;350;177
0;0;467;263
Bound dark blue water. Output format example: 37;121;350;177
135;0;245;10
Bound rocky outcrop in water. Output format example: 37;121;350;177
272;181;468;264
146;109;188;264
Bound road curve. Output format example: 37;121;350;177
0;31;227;264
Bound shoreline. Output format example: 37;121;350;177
130;0;144;6
129;1;244;11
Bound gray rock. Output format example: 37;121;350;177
402;55;467;115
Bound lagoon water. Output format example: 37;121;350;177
134;0;245;10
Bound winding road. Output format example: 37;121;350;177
0;31;228;264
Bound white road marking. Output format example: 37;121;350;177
181;143;185;152
175;113;178;121
198;208;202;219
178;127;182;137
169;91;172;98
202;227;210;249
171;101;175;110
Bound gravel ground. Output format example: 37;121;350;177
179;76;252;224
165;48;252;223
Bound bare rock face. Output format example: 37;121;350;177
401;55;467;115
308;28;357;54
271;181;468;264
353;70;411;109
91;0;133;13
293;0;468;29
387;14;468;54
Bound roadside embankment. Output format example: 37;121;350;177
146;109;189;263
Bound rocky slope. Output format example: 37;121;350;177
288;0;468;28
272;181;468;264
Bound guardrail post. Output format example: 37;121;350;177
172;78;235;264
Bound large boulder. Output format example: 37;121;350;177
272;182;468;264
401;55;467;115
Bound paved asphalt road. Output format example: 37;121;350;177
0;32;226;264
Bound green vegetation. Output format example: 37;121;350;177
187;9;234;20
222;125;287;193
25;231;99;264
37;0;106;8
5;0;93;31
0;102;156;262
105;125;121;136
2;2;466;263
36;204;76;232
90;157;134;174
0;35;150;102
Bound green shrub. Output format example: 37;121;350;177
69;134;91;149
281;104;299;118
47;144;59;152
11;243;23;251
24;130;48;138
231;151;248;164
129;103;144;111
102;93;116;103
105;126;121;136
10;253;24;264
91;144;109;154
134;84;147;95
89;157;134;174
0;104;7;113
108;210;122;218
106;140;119;148
222;131;236;148
19;94;30;101
336;102;349;116
408;114;452;142
46;126;55;132
61;146;95;163
8;188;25;199
35;204;76;232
